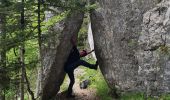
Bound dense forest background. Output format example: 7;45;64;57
0;0;89;99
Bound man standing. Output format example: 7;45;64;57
64;35;98;98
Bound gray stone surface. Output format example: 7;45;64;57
41;10;84;100
138;1;170;97
90;0;158;93
90;0;170;97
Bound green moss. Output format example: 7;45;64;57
94;77;112;100
121;92;145;100
121;92;170;100
160;94;170;100
159;45;169;54
127;39;138;47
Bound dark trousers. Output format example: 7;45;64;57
64;59;97;95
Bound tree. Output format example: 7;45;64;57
19;0;25;99
0;0;11;99
0;12;7;100
35;0;43;98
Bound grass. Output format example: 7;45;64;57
121;93;170;100
81;58;113;100
60;75;69;92
93;75;112;100
121;92;145;100
160;94;170;100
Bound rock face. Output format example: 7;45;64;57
90;0;158;92
35;8;64;98
138;1;170;96
41;10;84;100
38;0;170;98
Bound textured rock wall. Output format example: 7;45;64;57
35;8;64;98
138;1;170;97
90;0;158;92
39;0;170;98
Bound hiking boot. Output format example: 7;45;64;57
94;61;98;70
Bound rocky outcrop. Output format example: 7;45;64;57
41;10;84;100
90;0;158;92
38;0;170;98
138;1;170;97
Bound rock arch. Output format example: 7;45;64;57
40;0;170;99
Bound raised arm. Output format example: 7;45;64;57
80;49;94;57
86;49;94;55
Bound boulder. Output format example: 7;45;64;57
90;0;158;92
138;1;170;97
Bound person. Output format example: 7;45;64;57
64;35;98;98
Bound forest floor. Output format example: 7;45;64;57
55;67;100;100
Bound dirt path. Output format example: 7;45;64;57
56;68;99;100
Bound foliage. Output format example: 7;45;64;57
0;0;92;99
78;17;89;49
60;75;69;92
0;0;67;99
160;94;170;100
41;11;69;32
121;92;170;100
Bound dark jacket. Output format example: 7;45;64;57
65;46;80;67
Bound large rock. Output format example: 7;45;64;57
41;10;84;100
90;0;158;92
138;1;170;97
35;8;64;98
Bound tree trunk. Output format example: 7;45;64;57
35;0;43;98
0;12;6;100
35;67;43;98
0;21;3;100
90;0;158;93
20;46;25;100
20;0;25;99
40;10;84;100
